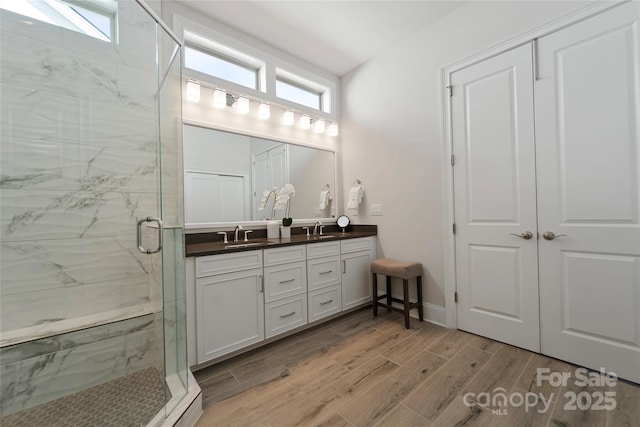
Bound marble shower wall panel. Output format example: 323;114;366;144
0;2;163;334
0;315;157;416
0;85;157;153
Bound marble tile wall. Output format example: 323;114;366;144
0;3;160;334
0;0;182;415
0;314;159;416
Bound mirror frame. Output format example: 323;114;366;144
183;120;339;230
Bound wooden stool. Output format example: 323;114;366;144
371;258;423;329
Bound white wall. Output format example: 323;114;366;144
341;1;592;309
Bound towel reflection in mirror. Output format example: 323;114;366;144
258;184;296;219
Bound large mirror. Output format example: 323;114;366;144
183;124;337;225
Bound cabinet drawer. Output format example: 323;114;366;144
309;285;342;322
264;261;307;302
307;256;341;291
340;237;372;254
265;294;307;338
306;241;340;259
196;250;263;278
264;245;306;266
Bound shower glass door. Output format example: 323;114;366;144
0;0;187;425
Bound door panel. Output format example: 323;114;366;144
535;1;640;382
185;172;244;223
452;43;540;352
468;245;522;320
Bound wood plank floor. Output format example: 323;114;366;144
194;308;640;427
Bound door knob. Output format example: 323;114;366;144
543;231;566;240
510;231;533;240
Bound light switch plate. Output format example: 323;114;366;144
370;204;383;216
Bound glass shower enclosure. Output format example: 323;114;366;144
0;0;191;425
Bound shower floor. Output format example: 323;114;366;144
0;367;169;427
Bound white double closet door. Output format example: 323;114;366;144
451;1;640;383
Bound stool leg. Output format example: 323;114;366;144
403;279;410;329
386;276;392;311
372;272;378;317
417;276;424;322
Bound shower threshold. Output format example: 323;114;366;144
0;367;170;427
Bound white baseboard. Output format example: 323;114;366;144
422;303;446;327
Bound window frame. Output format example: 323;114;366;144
64;0;117;43
175;14;338;122
0;0;118;43
184;44;260;91
275;76;323;112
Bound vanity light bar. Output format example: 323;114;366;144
213;88;226;109
186;80;200;103
186;79;338;136
283;110;295;126
299;114;311;129
258;102;271;119
314;119;325;134
236;96;250;114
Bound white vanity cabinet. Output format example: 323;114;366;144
187;234;377;367
341;237;376;311
307;241;342;322
263;245;308;338
194;251;264;364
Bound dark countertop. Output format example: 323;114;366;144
185;225;377;257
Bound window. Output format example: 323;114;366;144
276;78;321;111
276;68;329;113
184;46;258;90
0;0;117;43
177;16;338;121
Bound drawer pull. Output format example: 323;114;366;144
280;311;296;318
319;299;333;305
319;270;333;275
279;278;295;284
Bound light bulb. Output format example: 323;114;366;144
186;81;200;103
299;115;311;129
236;96;250;114
283;110;294;126
258;103;270;119
314;119;325;133
213;89;226;109
327;123;339;137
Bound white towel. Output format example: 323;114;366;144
347;187;363;210
318;190;331;210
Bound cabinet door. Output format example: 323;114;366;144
341;251;372;310
196;268;264;363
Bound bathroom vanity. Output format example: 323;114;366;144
185;226;377;368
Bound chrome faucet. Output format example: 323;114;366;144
313;221;324;235
234;225;243;242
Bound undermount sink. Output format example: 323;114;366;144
316;234;336;239
224;242;264;249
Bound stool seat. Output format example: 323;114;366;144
371;258;423;329
371;258;422;279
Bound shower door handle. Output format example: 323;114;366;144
137;216;163;254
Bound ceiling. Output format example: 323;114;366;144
177;1;467;76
